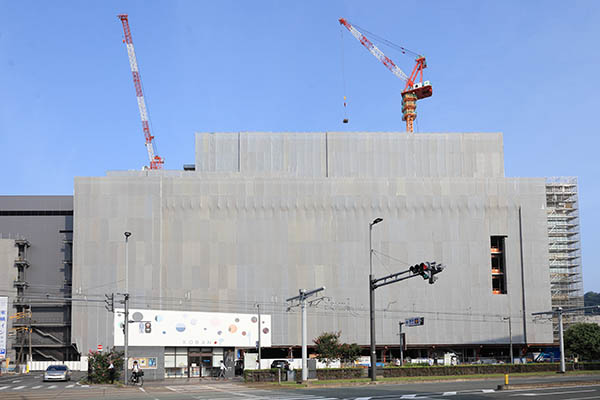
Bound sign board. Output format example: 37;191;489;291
0;297;7;359
97;344;103;351
114;309;272;348
405;317;424;327
128;357;157;369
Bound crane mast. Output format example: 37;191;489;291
339;18;432;133
118;14;164;170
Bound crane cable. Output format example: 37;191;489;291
352;23;420;59
340;25;349;124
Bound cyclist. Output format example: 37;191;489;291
131;360;141;383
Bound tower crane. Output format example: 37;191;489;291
339;18;432;133
118;14;164;170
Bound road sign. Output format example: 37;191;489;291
405;317;424;327
97;344;103;351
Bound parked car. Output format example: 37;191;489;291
43;365;71;382
270;360;290;370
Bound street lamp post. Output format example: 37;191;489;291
369;217;383;382
123;231;131;384
124;232;131;293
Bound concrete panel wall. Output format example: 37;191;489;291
73;174;552;353
195;132;504;178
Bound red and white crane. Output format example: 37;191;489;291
118;14;164;170
339;18;432;133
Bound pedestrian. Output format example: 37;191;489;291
108;361;115;384
218;360;227;379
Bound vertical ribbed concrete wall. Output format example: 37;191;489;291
73;132;552;354
0;239;18;362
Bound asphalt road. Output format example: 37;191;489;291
0;373;598;399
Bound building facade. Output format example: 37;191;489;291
0;196;76;363
72;132;554;375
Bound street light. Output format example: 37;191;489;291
124;232;131;293
123;231;131;384
369;217;383;381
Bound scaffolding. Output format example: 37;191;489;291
546;177;584;340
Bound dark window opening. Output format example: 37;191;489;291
491;236;507;294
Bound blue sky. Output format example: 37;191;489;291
1;1;598;292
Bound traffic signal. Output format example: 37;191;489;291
420;263;431;279
104;293;114;312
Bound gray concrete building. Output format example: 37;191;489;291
72;132;553;376
0;196;75;363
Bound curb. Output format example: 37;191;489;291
497;380;600;390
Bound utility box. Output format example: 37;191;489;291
307;359;317;380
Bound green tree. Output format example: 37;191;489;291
87;349;124;384
313;331;341;365
564;323;600;361
584;292;600;314
339;342;361;365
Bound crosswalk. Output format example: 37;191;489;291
0;383;87;391
164;383;342;399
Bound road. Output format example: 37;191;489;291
0;373;598;399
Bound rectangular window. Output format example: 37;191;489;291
164;347;175;368
491;236;507;294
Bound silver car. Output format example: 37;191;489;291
43;365;71;382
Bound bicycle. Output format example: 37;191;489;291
129;371;144;386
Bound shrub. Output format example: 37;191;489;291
87;349;124;384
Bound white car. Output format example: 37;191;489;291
43;365;71;382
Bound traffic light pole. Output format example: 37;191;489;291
123;294;129;384
368;257;446;380
257;303;261;369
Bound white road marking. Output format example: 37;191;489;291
0;386;9;390
48;385;57;389
11;380;21;383
355;398;373;400
80;384;90;388
31;385;42;389
565;396;600;400
139;387;146;392
166;386;179;391
401;396;417;399
482;389;495;393
442;392;457;396
66;384;74;388
510;389;597;397
13;385;25;390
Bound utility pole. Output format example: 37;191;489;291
27;306;32;366
503;316;513;363
286;287;326;382
398;321;404;366
257;304;261;369
532;305;600;373
369;217;383;381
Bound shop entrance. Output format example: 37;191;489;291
188;348;213;378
